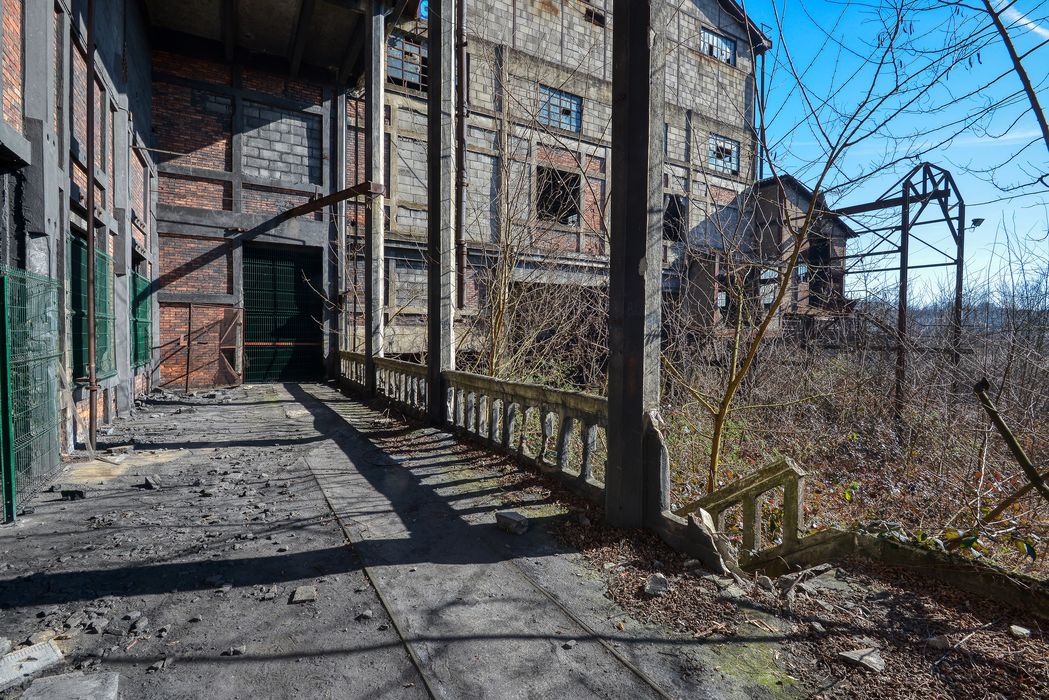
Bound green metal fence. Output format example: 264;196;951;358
130;272;151;368
69;234;116;380
0;266;63;522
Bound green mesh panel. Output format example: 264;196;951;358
1;266;62;520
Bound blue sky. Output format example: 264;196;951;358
744;0;1049;301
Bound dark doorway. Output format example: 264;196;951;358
243;245;324;382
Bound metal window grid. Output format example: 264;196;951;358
538;85;583;133
388;32;429;90
130;272;152;368
701;28;736;65
708;133;740;175
69;234;116;381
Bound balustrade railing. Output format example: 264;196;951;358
673;457;806;558
374;356;428;417
442;371;607;495
338;354;808;562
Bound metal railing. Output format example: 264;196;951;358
673;457;806;558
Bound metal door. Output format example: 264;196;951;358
243;246;324;382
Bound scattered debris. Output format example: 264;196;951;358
562;639;577;650
356;609;375;622
643;573;670;597
85;619;108;635
221;646;245;656
141;476;162;490
496;511;529;535
837;647;886;673
25;630;58;646
60;488;87;501
925;635;951;650
289;585;317;604
1009;625;1031;639
147;657;173;673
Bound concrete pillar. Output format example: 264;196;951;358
113;95;133;413
21;0;59;277
363;0;386;396
605;0;667;528
426;0;456;423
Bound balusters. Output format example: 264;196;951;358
579;422;596;482
556;414;573;473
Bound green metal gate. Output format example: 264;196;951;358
130;272;152;368
243;245;324;383
0;266;62;522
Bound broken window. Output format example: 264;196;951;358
538;85;583;133
584;5;607;27
388;32;428;91
663;194;687;240
536;166;581;226
701;28;736;66
796;262;809;283
708;133;740;175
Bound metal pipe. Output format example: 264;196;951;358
86;0;98;451
454;0;468;308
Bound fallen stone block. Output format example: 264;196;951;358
0;640;64;692
289;585;317;604
837;647;885;673
141;476;162;490
644;573;670;597
496;511;529;535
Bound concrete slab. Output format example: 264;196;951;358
22;671;120;700
0;640;63;692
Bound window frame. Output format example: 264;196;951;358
535;165;582;227
707;133;741;176
701;27;737;66
387;31;429;92
537;85;583;134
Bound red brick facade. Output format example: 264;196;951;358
158;235;233;295
1;0;23;132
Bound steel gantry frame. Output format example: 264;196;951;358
832;162;966;418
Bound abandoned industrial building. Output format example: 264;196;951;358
0;0;1043;697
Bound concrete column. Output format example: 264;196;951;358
426;0;456;423
113;96;133;413
605;0;667;528
21;0;59;277
363;0;386;396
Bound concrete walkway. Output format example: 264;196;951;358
0;384;786;699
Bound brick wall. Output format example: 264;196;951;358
158;304;233;389
153;83;233;172
158;234;233;295
158;173;231;211
241;101;322;185
2;0;23;132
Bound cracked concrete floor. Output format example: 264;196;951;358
0;383;791;699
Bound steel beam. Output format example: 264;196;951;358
427;0;457;423
364;0;386;396
288;0;317;77
606;0;667;528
